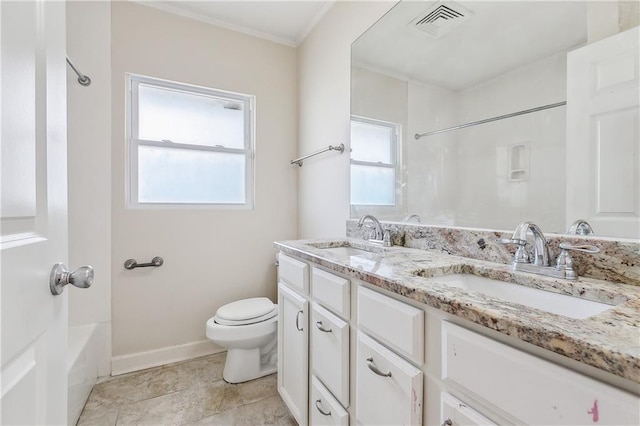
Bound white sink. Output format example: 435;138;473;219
433;274;614;319
320;246;371;257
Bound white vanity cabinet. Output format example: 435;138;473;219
355;332;423;425
442;322;640;425
441;393;496;426
311;376;349;426
277;253;310;425
277;250;639;426
310;303;349;407
355;286;424;426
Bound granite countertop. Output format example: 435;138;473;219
274;237;640;386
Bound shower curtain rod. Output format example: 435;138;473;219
414;101;566;140
66;56;91;86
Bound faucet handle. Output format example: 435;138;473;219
498;238;526;245
558;243;600;253
556;243;600;280
498;238;529;263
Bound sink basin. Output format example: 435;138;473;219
431;274;614;319
306;241;382;257
320;246;371;256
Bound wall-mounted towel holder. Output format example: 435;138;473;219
124;256;163;270
291;143;345;167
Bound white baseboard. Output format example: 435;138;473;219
111;340;223;376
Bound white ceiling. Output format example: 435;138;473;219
352;1;588;90
137;0;334;47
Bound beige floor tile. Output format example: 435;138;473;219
236;374;278;405
188;395;295;426
77;354;289;426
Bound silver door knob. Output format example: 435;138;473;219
50;263;94;295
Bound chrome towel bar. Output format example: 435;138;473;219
291;143;345;167
66;56;91;86
124;256;163;270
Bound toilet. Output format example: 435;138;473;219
206;297;278;383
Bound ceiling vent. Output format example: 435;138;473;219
410;1;473;39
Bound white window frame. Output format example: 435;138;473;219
126;73;255;209
350;115;401;208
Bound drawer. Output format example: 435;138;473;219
311;267;350;319
311;375;349;426
278;253;309;295
357;286;424;364
311;303;349;408
442;322;640;425
355;332;423;426
441;392;496;426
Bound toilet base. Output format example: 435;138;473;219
223;346;277;384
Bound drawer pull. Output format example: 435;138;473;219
441;419;453;426
315;399;331;416
366;357;392;377
295;310;304;331
315;320;333;333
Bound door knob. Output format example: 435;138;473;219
50;263;94;295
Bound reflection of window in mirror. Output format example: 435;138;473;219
350;116;400;207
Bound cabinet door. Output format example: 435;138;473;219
441;393;496;426
442;322;640;425
279;253;310;295
311;303;349;407
355;332;423;426
311;376;349;426
278;283;309;425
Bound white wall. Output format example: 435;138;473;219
110;1;298;373
66;0;112;377
297;1;396;238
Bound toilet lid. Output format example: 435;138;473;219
215;297;276;323
214;308;277;326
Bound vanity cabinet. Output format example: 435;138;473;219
310;303;349;407
355;332;423;425
355;286;424;425
311;376;349;426
441;392;496;426
277;253;310;425
277;250;639;426
442;321;640;425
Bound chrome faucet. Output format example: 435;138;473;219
357;215;391;247
402;214;422;223
500;221;599;280
567;219;594;236
510;221;551;266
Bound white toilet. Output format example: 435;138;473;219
206;297;278;383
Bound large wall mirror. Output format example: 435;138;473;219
350;0;639;240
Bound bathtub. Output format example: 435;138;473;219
68;324;100;426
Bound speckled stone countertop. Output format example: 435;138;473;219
274;238;640;385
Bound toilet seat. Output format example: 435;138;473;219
214;297;277;326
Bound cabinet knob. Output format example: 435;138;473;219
366;357;392;377
315;399;331;416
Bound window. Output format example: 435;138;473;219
127;74;254;208
350;116;399;206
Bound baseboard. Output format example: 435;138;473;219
111;340;223;376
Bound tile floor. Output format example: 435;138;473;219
77;353;295;426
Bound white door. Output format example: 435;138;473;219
566;27;640;239
277;283;309;426
1;1;69;424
